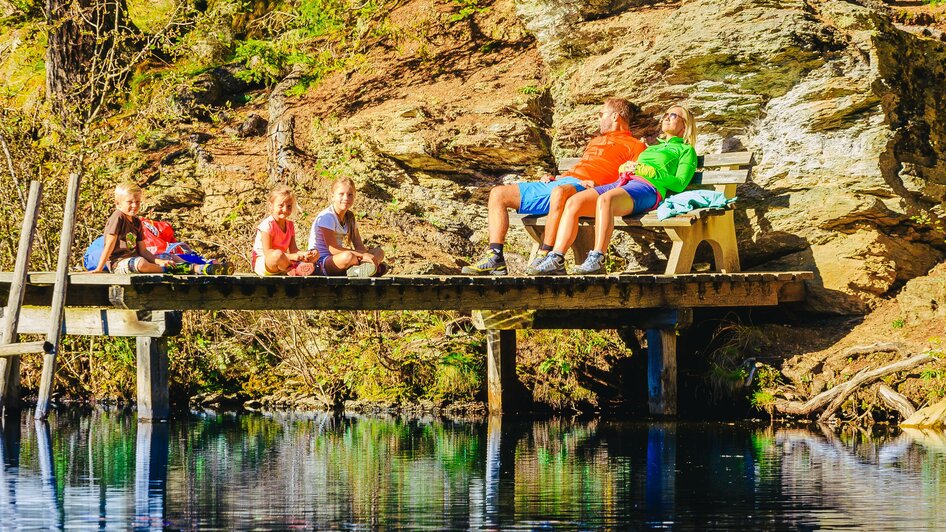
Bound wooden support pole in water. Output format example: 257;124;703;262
35;171;81;420
486;330;520;415
137;335;170;421
647;328;678;416
0;181;43;415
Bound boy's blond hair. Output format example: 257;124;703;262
114;182;142;201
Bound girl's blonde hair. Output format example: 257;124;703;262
114;182;142;200
330;177;357;243
268;186;296;215
663;105;698;147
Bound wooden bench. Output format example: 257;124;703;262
514;151;752;275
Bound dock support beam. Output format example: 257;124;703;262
647;329;678;416
486;330;520;415
137;337;170;421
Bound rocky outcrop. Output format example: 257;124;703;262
516;0;946;313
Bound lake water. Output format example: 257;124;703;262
1;409;945;530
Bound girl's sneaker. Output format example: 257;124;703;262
574;251;606;274
347;262;376;278
288;262;316;276
532;252;566;275
196;263;227;275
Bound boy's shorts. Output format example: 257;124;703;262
316;255;331;276
593;179;660;215
254;257;277;276
516;177;586;216
109;257;143;274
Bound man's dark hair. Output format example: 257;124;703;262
604;98;633;125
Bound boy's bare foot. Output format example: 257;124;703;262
288;262;316;276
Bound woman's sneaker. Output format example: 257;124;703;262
532;252;566;275
461;250;507;275
288;262;316;276
347;262;377;278
164;263;194;275
574;251;606;274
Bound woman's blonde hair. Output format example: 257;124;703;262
268;186;296;215
663;105;698;147
329;177;357;243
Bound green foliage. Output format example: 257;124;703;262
518;85;540;95
892;317;906;329
448;0;489;23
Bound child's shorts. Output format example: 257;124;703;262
593;179;660;215
254;257;277;276
109;257;143;274
316;255;331;276
517;177;586;215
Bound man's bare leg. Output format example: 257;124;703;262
487;184;521;244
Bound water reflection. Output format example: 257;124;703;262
1;411;946;529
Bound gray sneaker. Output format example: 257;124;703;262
524;252;549;275
574;251;606;274
532;253;566;275
461;250;507;275
347;262;377;278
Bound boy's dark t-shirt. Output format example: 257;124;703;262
103;209;143;266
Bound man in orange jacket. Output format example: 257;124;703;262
463;98;646;275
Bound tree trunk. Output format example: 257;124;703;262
45;0;138;116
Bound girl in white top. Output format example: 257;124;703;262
252;186;318;276
308;177;386;277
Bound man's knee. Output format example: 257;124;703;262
488;185;518;209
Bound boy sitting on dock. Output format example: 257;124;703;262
91;182;225;274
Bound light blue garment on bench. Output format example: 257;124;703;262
655;190;737;221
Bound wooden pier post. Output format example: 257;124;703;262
137;336;170;421
35;171;82;420
647;329;678;416
0;181;43;415
486;330;519;415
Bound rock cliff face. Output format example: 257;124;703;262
214;0;946;314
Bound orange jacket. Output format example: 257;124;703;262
562;130;647;186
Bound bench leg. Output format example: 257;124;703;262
522;225;544;265
704;213;740;273
663;226;702;275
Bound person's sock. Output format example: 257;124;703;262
539;244;553;252
488;243;504;256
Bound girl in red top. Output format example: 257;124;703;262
252;186;318;276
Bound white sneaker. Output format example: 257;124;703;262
347;262;377;278
574;252;606;274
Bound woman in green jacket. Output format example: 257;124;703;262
531;105;698;275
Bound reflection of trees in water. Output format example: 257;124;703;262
773;426;946;528
4;411;946;528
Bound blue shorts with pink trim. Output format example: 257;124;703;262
593;178;660;216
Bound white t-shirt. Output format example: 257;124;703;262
308;207;353;257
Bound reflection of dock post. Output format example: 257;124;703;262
135;422;170;530
137;336;170;421
0;415;21;517
485;415;517;526
35;419;64;528
645;424;676;519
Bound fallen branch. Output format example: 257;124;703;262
818;353;931;422
773;352;932;418
841;342;902;358
876;383;916;419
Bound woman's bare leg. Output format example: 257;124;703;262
551;188;600;254
593;188;635;253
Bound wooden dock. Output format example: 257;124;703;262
0;271;812;419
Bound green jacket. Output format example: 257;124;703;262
634;136;698;198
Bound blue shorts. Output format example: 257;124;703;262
517;177;586;215
594;179;660;215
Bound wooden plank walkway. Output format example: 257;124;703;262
0;271;812;420
0;272;811;311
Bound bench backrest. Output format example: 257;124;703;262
557;151;753;198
